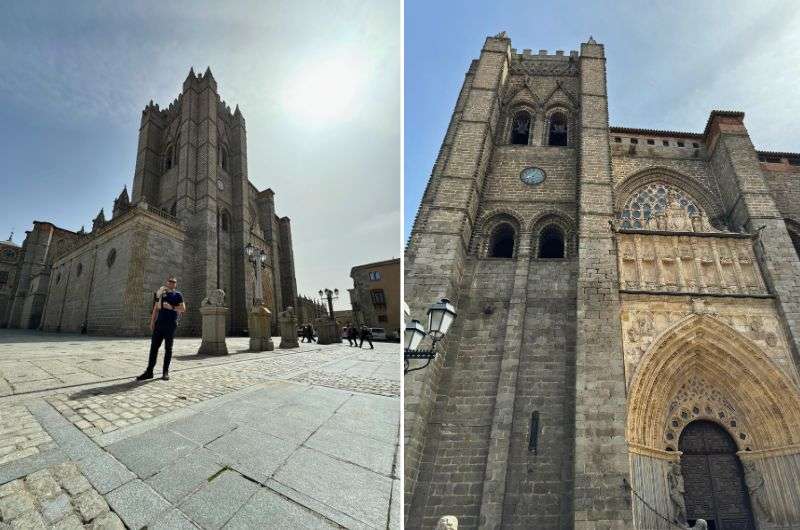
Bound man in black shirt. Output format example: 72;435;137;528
136;276;186;381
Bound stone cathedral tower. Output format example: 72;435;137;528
3;69;297;336
405;33;800;530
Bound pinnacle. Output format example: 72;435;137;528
587;35;597;44
204;66;214;79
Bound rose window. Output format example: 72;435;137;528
620;182;702;229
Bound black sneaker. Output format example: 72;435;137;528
136;372;153;381
162;373;170;381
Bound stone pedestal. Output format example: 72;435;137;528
198;305;229;355
315;318;340;345
248;304;274;352
278;307;299;349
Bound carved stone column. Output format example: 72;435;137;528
198;289;229;355
278;306;299;349
248;305;273;352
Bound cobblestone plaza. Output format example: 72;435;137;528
0;330;400;529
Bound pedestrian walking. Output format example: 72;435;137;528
349;325;359;347
136;276;185;382
306;323;317;343
359;325;374;349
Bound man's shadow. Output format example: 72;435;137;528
68;378;158;399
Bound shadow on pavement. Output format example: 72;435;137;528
68;378;159;399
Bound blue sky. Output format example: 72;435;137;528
404;0;800;238
0;0;400;311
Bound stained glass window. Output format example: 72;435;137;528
620;182;702;229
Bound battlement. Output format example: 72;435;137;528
510;48;579;60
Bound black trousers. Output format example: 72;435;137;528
359;337;373;348
146;325;175;374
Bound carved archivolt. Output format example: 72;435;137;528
626;314;800;453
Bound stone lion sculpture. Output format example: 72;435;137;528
201;289;226;307
435;516;458;530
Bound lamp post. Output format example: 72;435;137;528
244;242;267;306
318;288;339;322
404;298;457;375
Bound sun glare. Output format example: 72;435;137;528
282;52;367;124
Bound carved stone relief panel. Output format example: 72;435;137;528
616;233;767;296
620;297;798;388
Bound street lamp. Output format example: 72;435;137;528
404;298;457;374
245;242;267;306
318;288;339;322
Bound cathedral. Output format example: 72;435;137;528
1;68;297;336
405;34;800;529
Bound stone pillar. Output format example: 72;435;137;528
278;306;299;349
404;33;509;523
198;290;229;355
314;317;340;345
706;111;800;368
248;304;273;352
478;237;531;528
573;37;632;528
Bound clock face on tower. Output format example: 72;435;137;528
520;167;546;185
217;178;224;191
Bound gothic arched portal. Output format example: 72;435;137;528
679;420;755;530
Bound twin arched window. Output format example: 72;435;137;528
508;109;569;146
510;111;531;145
548;112;568;146
220;210;231;232
538;225;565;258
487;222;566;259
489;224;515;258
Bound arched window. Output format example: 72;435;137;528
165;146;174;170
170;202;177;217
489;223;515;258
220;210;230;232
538;225;565;258
548;112;568;146
220;146;228;171
788;226;800;260
510;111;531;145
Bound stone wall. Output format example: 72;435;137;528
41;208;185;336
407;258;517;530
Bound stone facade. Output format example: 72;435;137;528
3;69;298;336
405;34;800;530
349;258;401;337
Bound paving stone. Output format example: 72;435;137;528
304;424;395;476
105;479;170;530
77;453;135;495
8;510;47;530
167;413;235;446
0;491;36;521
205;426;298;483
146;508;198;530
106;429;200;479
273;447;392;528
59;473;92;496
0;480;23;499
24;469;61;500
179;471;259;530
223;488;337;529
145;448;224;504
40;493;72;524
87;511;126;530
72;489;108;523
50;514;84;530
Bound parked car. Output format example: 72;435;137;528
369;328;387;341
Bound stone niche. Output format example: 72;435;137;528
616;232;766;296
